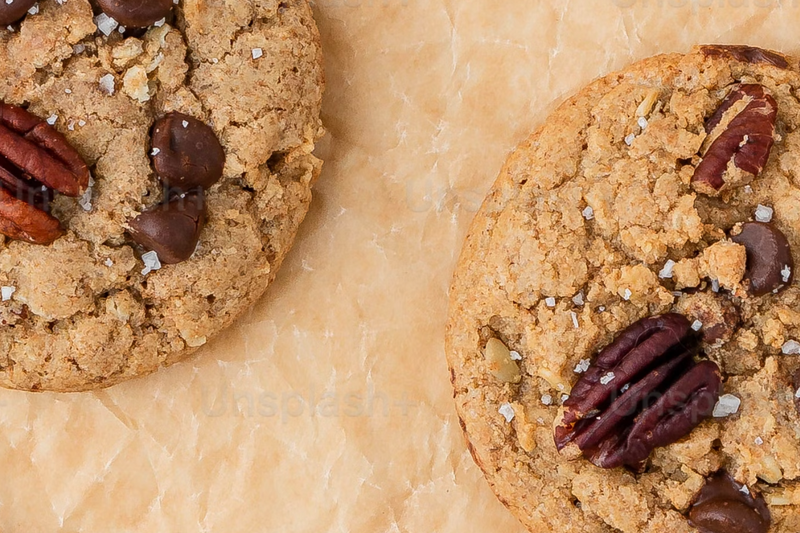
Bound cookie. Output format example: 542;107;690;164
0;0;324;392
446;45;800;533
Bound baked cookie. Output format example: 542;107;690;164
0;0;324;391
446;45;800;533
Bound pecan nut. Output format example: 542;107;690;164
689;471;771;533
555;314;722;470
692;84;777;196
700;45;789;69
0;103;90;245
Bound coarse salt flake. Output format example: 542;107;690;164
637;116;648;129
620;383;631;393
600;372;616;385
104;258;114;267
624;133;636;146
574;359;591;374
118;25;125;33
1;286;15;301
64;88;72;94
782;265;792;283
151;147;161;156
46;114;58;125
782;340;800;355
571;311;579;329
796;387;800;399
755;436;764;446
659;260;676;279
252;48;264;60
712;394;741;418
153;18;165;27
541;394;552;406
744;185;754;194
692;320;703;331
182;120;189;128
509;350;522;361
27;3;38;14
94;13;118;36
623;289;632;301
740;485;750;495
572;292;584;306
582;206;594;220
711;279;720;293
498;403;515;422
755;204;774;223
561;394;569;402
141;250;161;276
545;297;556;308
5;0;12;5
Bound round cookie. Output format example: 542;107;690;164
446;45;800;533
0;0;324;392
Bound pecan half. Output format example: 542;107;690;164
691;84;777;196
689;471;771;533
0;103;90;245
555;314;722;470
731;221;794;296
700;45;789;69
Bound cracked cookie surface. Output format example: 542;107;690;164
446;47;800;532
0;0;324;392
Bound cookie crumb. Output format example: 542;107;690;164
755;204;774;223
545;297;556;308
252;48;264;60
600;372;615;385
582;206;594;220
782;340;800;355
95;13;119;36
1;286;15;301
541;394;552;406
498;403;515;422
141;251;162;276
659;259;676;279
73;44;85;54
712;394;741;418
574;359;591;374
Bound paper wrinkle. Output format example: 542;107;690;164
0;1;799;531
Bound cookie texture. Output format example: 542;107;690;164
446;46;800;532
0;0;324;391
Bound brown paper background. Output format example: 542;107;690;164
3;1;800;531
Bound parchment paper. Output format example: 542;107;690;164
3;1;800;531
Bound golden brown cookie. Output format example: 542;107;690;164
0;0;324;391
446;45;800;532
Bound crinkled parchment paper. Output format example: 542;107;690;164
2;0;800;530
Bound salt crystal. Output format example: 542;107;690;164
740;485;750;495
782;265;792;283
509;350;522;361
98;73;115;96
64;88;72;94
712;394;741;418
571;311;579;329
620;383;631;393
153;17;166;27
541;394;552;406
796;387;800;399
141;251;162;276
711;279;720;293
498;403;515;422
1;286;15;301
574;359;591;374
692;320;703;331
600;372;616;385
582;206;594;220
637;116;648;129
27;3;38;14
561;394;569;402
5;1;12;5
659;260;676;279
95;13;118;36
73;44;85;54
78;184;93;211
151;147;161;156
598;306;606;312
623;289;632;301
118;25;126;34
46;114;58;125
78;120;86;127
252;48;263;60
572;292;584;306
755;204;774;223
744;185;754;194
545;297;556;308
104;258;114;267
755;436;764;446
782;340;800;355
182;120;189;128
624;133;636;146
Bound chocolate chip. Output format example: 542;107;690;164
0;0;36;25
96;0;173;28
700;45;790;69
151;113;225;191
128;188;207;264
731;222;794;296
689;471;770;533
